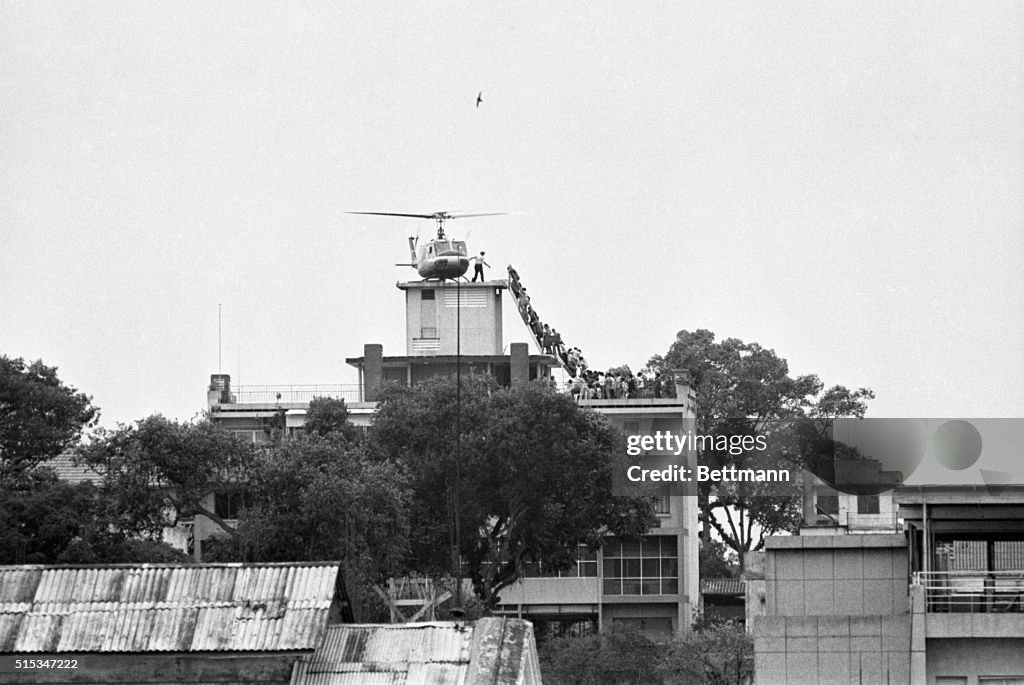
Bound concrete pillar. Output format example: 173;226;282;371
671;369;691;400
909;584;927;684
803;472;817;526
510;343;529;386
364;344;384;401
208;374;231;408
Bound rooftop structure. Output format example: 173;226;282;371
0;562;350;654
751;484;1024;684
289;618;541;685
0;562;351;685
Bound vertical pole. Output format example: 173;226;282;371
922;501;929;575
218;304;222;373
454;277;463;610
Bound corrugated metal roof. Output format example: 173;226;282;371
700;578;744;595
0;563;341;653
291;622;473;685
290;619;539;685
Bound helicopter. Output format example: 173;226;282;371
347;211;505;280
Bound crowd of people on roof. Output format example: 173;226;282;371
567;368;674;400
507;265;585;376
505;266;674;395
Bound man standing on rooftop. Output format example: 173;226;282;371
471;251;490;282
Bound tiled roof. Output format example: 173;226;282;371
39;449;103;484
290;618;541;685
700;578;744;595
0;562;342;653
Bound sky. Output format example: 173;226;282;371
2;2;1022;429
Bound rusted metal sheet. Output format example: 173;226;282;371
290;618;540;685
291;622;475;685
0;563;340;653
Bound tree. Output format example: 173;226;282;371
0;467;189;564
204;434;409;575
369;376;657;610
77;415;254;539
650;329;873;567
305;396;360;442
199;410;407;622
659;621;754;685
540;624;663;685
699;538;739;579
0;355;98;478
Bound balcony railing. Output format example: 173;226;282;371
914;571;1024;613
231;385;363;404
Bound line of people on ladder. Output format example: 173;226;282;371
507;265;587;376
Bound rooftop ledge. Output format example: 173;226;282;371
765;533;905;550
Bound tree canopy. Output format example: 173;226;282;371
77;415;254;538
0;355;98;479
649;329;874;566
0;458;191;564
539;621;753;685
204;432;409;581
369;376;657;609
305;396;360;442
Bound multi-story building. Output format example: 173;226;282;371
751;484;1024;684
205;272;700;637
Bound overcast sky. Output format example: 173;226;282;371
2;2;1022;428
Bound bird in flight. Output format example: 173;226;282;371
476;92;483;108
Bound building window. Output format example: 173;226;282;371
522;546;597;578
816;494;839;516
603;536;678;596
856;494;880;514
420;290;437;338
214;491;252;520
231;430;267;444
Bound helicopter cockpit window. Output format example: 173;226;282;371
453;241;467;255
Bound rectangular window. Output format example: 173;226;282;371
214;491;252;520
603;535;679;596
420;290;437;338
522;546;597;578
857;494;880;514
654;495;670;516
816;494;839;516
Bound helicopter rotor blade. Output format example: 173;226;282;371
347;210;512;220
346;211;441;220
443;212;508;220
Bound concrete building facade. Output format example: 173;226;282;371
751;486;1024;684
